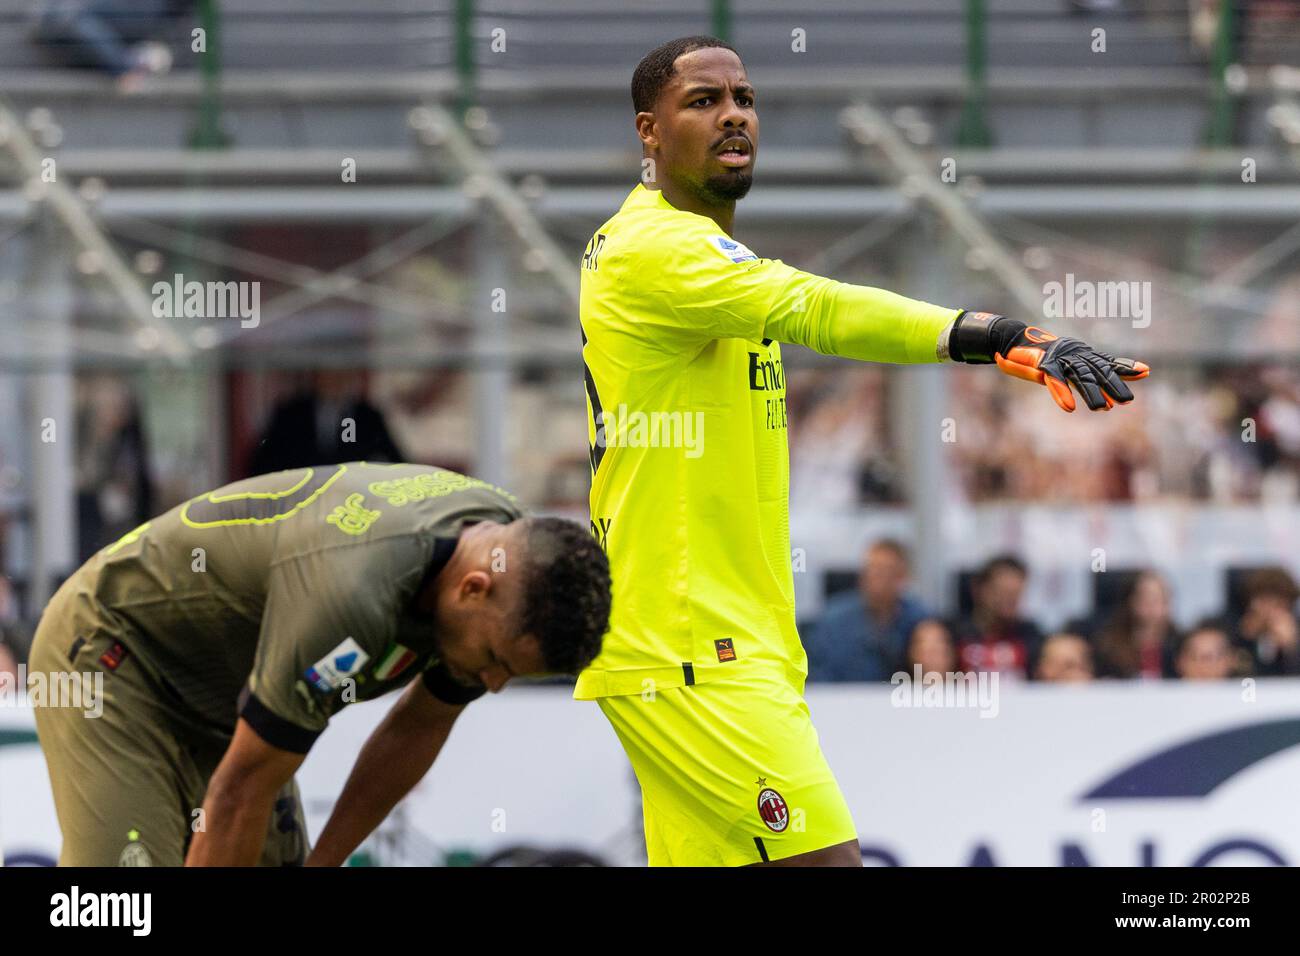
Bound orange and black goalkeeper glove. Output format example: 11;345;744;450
948;311;1150;413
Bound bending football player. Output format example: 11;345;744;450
30;462;610;866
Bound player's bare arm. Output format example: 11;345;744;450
186;718;306;866
307;677;469;867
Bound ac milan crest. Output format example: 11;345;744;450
757;787;789;833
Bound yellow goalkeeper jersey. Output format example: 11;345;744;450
574;183;960;699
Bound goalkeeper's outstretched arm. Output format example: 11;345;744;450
759;269;1149;413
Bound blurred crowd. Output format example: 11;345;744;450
3;362;1299;678
948;360;1300;503
7;527;1293;687
786;361;1300;506
802;539;1300;683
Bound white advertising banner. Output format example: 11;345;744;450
3;680;1299;866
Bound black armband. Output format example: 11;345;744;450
948;311;1026;365
422;662;487;706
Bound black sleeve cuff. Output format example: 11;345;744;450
422;662;487;706
239;690;323;754
950;311;1024;364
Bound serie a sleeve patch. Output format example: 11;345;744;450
708;235;759;263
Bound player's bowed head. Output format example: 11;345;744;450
414;516;612;693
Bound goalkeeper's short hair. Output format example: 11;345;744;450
631;35;740;115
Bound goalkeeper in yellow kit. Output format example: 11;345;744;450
577;36;1149;866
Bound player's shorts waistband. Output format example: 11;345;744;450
573;658;804;700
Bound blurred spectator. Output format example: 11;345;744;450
1255;367;1300;502
0;640;16;682
0;574;21;641
803;539;931;681
904;618;959;679
76;377;154;562
1091;571;1180;679
955;555;1043;679
1233;567;1300;676
0;575;18;677
788;367;899;508
249;371;406;478
32;0;195;93
1034;633;1095;683
1175;623;1236;681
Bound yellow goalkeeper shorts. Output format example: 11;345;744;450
596;667;858;866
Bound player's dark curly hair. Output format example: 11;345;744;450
519;516;611;675
631;35;740;114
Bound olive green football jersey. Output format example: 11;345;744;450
51;463;523;749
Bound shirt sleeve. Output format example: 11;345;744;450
240;539;422;752
632;217;960;363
